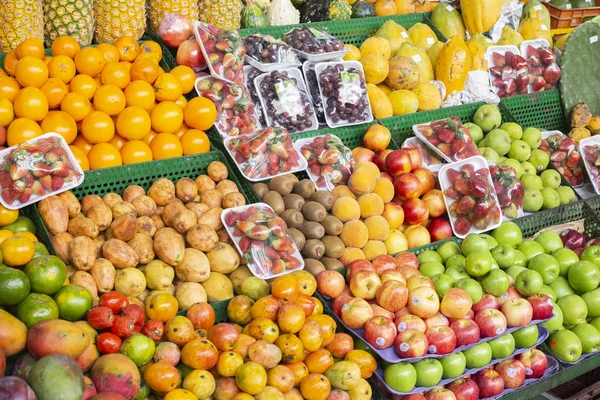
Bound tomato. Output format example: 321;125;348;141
300;374;331;400
122;304;145;325
87;306;114;329
69;74;97;99
186;302;215;330
149;133;182;160
51;36;80;59
114;37;140;62
142;130;157;146
100;292;129;313
183;97;217;131
180;339;219;370
15;57;48;88
124;80;155;110
143;361;181;393
95;43;119;64
14;87;48;121
170;66;196;95
93;84;126;116
40;111;77;144
88;143;122;170
96;332;122;354
16;38;44;59
100;62;130;89
116;106;151;140
111;315;136;338
272;275;300;303
47;55;76;84
1;236;34;266
40;78;68;109
130;59;159;84
180;129;210;155
142;319;164;341
74;47;106;77
61;91;91;121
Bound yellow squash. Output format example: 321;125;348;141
460;0;503;36
435;36;471;98
466;33;493;71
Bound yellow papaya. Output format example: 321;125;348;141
367;84;394;119
360;37;391;60
411;83;442;111
431;3;466;42
414;0;432;12
435;36;471;98
466;33;493;71
386;56;420;90
375;20;412;55
497;26;524;48
518;18;552;45
522;0;551;28
427;41;445;69
407;23;438;50
555;34;569;52
395;42;434;83
394;0;415;13
388;90;419;116
360;54;390;84
377;83;393;95
460;0;503;36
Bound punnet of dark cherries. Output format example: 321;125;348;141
319;63;370;125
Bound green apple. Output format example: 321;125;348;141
440;352;466;379
501;122;523;140
523;188;544;212
507;266;527;281
432;274;455;298
568;260;600;292
445;266;469;282
491;244;516;268
548;329;582;363
446;254;466;270
515;270;544;296
557;294;588;325
571;323;600;353
520;174;543;190
529;149;550;172
549;276;575;299
420;261;445;278
513;250;527;267
517;240;545;261
486;129;511;156
557;186;576;205
465;250;494;277
542;303;563;333
414;358;443;387
455;278;483;304
590;316;600;332
521;161;537;176
491;221;523;248
461;234;490;256
499;159;524;178
528;254;560;284
473;104;502;133
512;325;539;348
480;269;510;296
384;362;417;392
463;342;493;368
535;231;563;254
488;334;515;359
480;234;499;250
437;241;461;263
523;127;542;149
540;285;558;302
418;250;442;264
540;169;562;189
479;147;500;163
508;140;532;163
581;246;600;268
464;122;484;144
498;156;507;163
553;248;580;277
541;187;560;210
581;288;600;318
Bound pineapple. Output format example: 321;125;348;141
0;0;44;52
93;0;146;43
148;0;199;33
198;0;243;30
44;0;94;47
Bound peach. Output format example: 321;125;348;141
362;240;387;260
373;178;395;202
364;215;390;241
358;193;384;218
340;220;369;248
331;197;360;222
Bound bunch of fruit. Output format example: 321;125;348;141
0;36;215;171
539;133;584;187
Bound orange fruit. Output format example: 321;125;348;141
47;55;76;84
88;143;122;170
120;140;153;165
109;134;126;150
140;41;162;62
174;95;187;109
74;47;106;77
184;97;217;131
150;133;182;160
3;51;19;77
14;87;49;121
0;77;20;102
171;66;196;95
61;91;91;121
116;106;151;140
43;56;52;66
150;101;183;133
100;62;130;89
114;37;140;62
0;69;5;78
95;43;120;64
1;236;35;266
69;145;89;171
142;130;157;145
16;38;45;59
69;74;97;99
124;80;155;110
93;84;125;116
7;118;43;146
12;232;37;243
81;111;115;143
129;59;159;84
15;57;49;88
51;36;80;59
181;129;210;155
0;98;14;126
40;78;68;109
153;73;182;102
119;61;132;72
143;362;181;393
0;205;18;227
173;123;188;140
73;135;93;154
0;230;13;244
145;291;179;322
40;111;77;143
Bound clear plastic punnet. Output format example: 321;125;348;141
489;163;524;220
413;117;481;163
486;45;527;98
521;40;561;93
243;65;266;126
281;27;348;61
539;130;585;187
580;135;600;195
243;33;301;71
401;137;443;167
194;21;245;84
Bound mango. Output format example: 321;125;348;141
91;354;140;400
0;309;27;356
27;319;90;359
28;354;84;400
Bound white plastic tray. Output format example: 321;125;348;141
579;135;600;195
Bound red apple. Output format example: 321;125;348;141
425;312;449;330
517;349;548;379
341;298;374;329
176;39;207;72
396;314;426;333
159;14;193;47
372;255;397;275
425;387;456;400
376;280;409;313
317;270;346;298
440;288;473;319
382;202;405;229
394;173;423;201
474;309;507;337
374;149;393;171
501;298;533;327
426;325;457;355
398;267;420;279
350;270;382;300
394;329;428;358
371;303;395;321
395;252;419;270
407;274;434;292
406;148;423;171
352;146;375;163
422;190;446;218
413;168;435;194
394;307;411;319
428;218;453;242
346;260;375;282
380;269;407;285
385;149;412;177
332;293;353;317
408;286;440;319
380;172;394;183
399;395;426;400
527;294;553;320
447;378;479;400
495;359;526;388
450;318;481;346
364;316;397;349
474;369;504;398
472;293;500;314
402;198;430;225
497;287;522;307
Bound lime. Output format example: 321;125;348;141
23;255;66;295
17;293;59;328
53;284;93;321
33;241;49;258
4;216;36;234
120;333;155;366
0;265;30;305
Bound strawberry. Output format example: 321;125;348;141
271;236;294;252
52;164;70;177
239;236;252;253
455;179;471;195
31;180;45;196
45;147;66;163
51;176;64;191
446;169;462;184
468;178;488;198
32;162;54;177
438;128;455;143
265;247;281;261
236;221;256;234
19;188;32;204
444;187;460;200
39;175;53;191
318;149;340;165
224;211;239;227
473;200;491;219
233;227;244;237
246;225;271;241
271;259;287;274
456;196;476;214
267;217;286;238
451;140;466;153
270;142;289;159
9;163;28;181
454;217;471;235
286;256;302;270
0;171;11;188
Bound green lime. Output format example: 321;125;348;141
53;284;93;321
17;293;59;328
23;255;66;295
119;333;155;366
0;265;30;306
33;242;49;258
4;216;36;234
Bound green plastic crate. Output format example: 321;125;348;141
500;90;569;133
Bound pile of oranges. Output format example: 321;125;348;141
0;36;217;170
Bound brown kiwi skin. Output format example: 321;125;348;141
302;239;325;259
262;191;285;214
269;175;295;196
283;194;305;211
321;215;344;236
302;201;327;222
287;228;306;251
293;179;316;199
310;191;335;211
298;221;325;240
281;209;304;229
321;235;346;258
254;183;269;199
304;258;325;276
285;174;299;185
321;257;344;271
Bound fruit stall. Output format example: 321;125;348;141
3;0;600;399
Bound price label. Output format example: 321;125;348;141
446;5;454;11
401;31;408;38
338;71;362;105
591;35;598;44
412;54;422;62
565;3;572;8
426;37;435;45
274;79;303;118
541;25;548;31
534;5;542;10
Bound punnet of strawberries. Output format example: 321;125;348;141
0;134;83;207
490;164;524;219
299;134;354;190
539;134;584;187
415;117;480;162
195;22;245;84
582;143;600;190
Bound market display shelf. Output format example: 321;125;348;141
500;90;569;133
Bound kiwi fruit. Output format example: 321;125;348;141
321;235;346;258
311;191;335;210
293;179;316;199
283;194;305;211
304;258;325;276
262;191;285;214
285;174;299;185
287;228;306;251
281;209;304;228
302;239;325;259
253;183;269;199
321;215;344;236
269;175;295;196
298;221;325;240
302;201;327;222
321;257;344;271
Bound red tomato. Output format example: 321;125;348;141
111;315;136;338
87;306;114;330
143;320;164;341
97;332;122;354
123;304;145;325
99;292;129;314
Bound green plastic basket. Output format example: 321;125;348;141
500;90;569;133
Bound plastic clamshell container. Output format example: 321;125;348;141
301;59;342;126
314;60;373;128
487;161;525;221
194;21;245;85
439;156;503;238
223;127;308;182
412;118;481;163
281;27;348;62
540;130;586;188
520;39;557;94
221;203;304;279
244;55;302;73
401;136;444;167
374;325;551;395
0;133;84;210
254;68;319;134
243;65;266;126
485;45;521;96
579;135;600;195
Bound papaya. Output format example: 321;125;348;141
518;18;552;44
366;84;394;119
414;0;432;12
431;3;466;41
497;26;524;47
394;0;415;13
461;0;503;36
360;37;391;60
388;90;419;115
386;56;420;90
411;83;442;111
377;83;393;94
374;0;397;15
28;354;84;400
360;54;389;84
27;319;90;359
427;41;445;68
0;308;27;356
395;43;433;83
436;36;471;98
466;33;493;71
407;23;438;50
91;354;141;400
522;0;551;27
555;33;569;52
375;20;411;55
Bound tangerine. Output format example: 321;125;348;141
15;57;48;88
61;91;91;121
74;47;106;76
40;111;77;143
47;55;76;84
81;111;115;143
51;36;80;59
7;118;43;146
